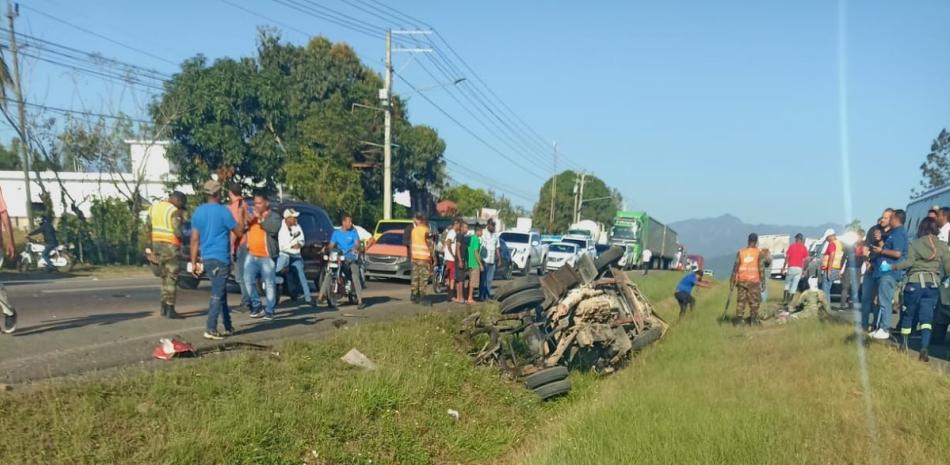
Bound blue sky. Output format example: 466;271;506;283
7;0;950;228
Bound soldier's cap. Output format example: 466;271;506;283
283;208;300;219
203;180;221;195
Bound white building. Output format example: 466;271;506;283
0;140;191;227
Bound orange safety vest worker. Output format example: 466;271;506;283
410;224;431;262
821;239;844;271
149;200;180;246
736;247;761;283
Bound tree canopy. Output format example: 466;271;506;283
531;170;620;233
440;184;525;226
915;128;950;195
153;30;447;225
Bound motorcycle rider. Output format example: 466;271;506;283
145;191;187;319
276;208;315;306
28;213;59;271
320;214;365;309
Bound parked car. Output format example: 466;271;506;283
770;253;786;279
545;242;581;272
364;230;412;281
499;230;546;275
561;236;595;257
372;219;413;241
179;201;335;297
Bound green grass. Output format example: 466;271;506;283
511;279;950;465
0;271;690;465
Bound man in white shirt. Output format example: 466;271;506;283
641;248;653;276
479;220;501;300
443;220;459;298
276;208;313;305
937;207;950;243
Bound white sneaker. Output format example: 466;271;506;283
871;328;890;340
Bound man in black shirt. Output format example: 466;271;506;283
28;214;59;271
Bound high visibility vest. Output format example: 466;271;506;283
736;247;761;283
149;200;180;246
821;240;844;271
411;225;431;261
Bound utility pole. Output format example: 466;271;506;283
382;29;393;219
6;1;32;226
548;142;557;231
573;172;588;224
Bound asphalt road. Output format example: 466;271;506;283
0;271;455;384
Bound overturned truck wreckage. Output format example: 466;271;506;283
462;247;668;400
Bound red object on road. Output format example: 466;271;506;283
153;338;195;361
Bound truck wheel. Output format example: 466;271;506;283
537;259;547;276
497;276;541;302
500;288;546;314
631;326;663;352
523;366;569;389
532;378;571;400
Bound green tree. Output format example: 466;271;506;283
0;138;20;170
531;171;620;233
440;184;525;226
915;128;950;195
394;123;446;216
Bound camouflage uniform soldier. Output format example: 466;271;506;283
409;214;434;305
788;277;831;321
731;233;766;325
146;191;187;319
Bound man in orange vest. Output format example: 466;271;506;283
409;213;434;305
145;191;187;319
819;228;845;305
731;233;766;325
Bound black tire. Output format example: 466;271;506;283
523;366;569;389
537;259;547;276
58;253;75;273
630;326;663;352
533;378;571;400
178;275;200;290
594;246;624;273
497;276;541;302
500;288;546;314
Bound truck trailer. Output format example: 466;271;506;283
609;211;679;270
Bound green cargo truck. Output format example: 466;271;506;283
609;211;678;270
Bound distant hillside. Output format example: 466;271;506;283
670;214;843;260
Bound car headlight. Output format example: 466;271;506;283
394;256;408;264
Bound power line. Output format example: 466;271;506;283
217;0;313;39
444;158;535;201
20;4;178;67
4;99;152;124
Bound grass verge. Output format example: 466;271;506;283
0;272;685;465
512;279;950;465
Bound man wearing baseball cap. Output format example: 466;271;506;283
190;180;242;340
819;228;844;305
277;208;314;306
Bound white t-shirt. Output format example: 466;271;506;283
641;249;653;262
940;223;950;243
482;231;498;265
444;229;457;262
278;223;305;256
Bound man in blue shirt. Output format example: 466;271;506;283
190;180;242;340
674;270;711;317
319;214;364;308
868;209;908;340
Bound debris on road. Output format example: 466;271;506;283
152;338;196;361
463;248;667;400
341;348;378;370
447;409;460;421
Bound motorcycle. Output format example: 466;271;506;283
18;238;75;272
323;250;358;307
432;252;447;294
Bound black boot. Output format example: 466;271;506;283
159;302;168;317
165;304;183;319
919;348;930;363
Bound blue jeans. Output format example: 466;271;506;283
204;259;233;333
846;267;860;307
899;283;939;349
876;273;899;331
244;255;276;316
480;262;496;300
276;254;312;301
234;244;250;307
820;269;840;305
42;244;55;269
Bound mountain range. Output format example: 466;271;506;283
668;214;844;276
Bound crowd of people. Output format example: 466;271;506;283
717;206;950;363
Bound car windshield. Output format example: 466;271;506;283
375;233;404;246
563;239;586;249
550;244;576;253
611;226;637;240
500;232;530;244
377;222;409;233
